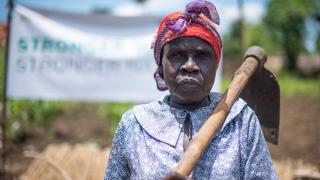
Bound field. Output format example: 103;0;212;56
1;47;319;179
3;95;319;179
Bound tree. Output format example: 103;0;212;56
264;0;317;72
244;23;282;54
222;20;242;59
223;20;282;59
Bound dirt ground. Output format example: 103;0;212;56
269;96;320;166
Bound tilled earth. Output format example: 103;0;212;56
268;96;320;167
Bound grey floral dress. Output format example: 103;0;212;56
104;92;277;180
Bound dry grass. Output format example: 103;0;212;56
274;159;319;180
21;143;110;180
21;143;319;180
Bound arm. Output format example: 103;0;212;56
241;108;278;179
104;113;131;180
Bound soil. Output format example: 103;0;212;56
268;96;320;166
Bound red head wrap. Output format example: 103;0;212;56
151;0;222;91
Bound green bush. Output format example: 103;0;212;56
277;71;320;97
6;100;64;140
99;102;134;138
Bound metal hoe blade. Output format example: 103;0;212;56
240;67;280;145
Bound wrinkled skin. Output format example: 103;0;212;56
159;36;218;110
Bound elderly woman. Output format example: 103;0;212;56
104;0;277;179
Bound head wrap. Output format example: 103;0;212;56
151;0;222;91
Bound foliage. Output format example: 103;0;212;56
223;20;281;59
99;102;134;138
264;0;318;72
223;20;242;59
222;36;241;59
224;0;319;73
223;21;283;59
276;71;320;97
6;100;64;140
244;23;282;54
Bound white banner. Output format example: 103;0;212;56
7;5;222;102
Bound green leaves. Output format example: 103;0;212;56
99;102;134;138
264;0;318;71
6;100;64;140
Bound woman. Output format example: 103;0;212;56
104;0;277;179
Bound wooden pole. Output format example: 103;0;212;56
1;0;14;174
172;46;267;176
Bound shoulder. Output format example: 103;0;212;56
130;97;182;146
115;108;141;136
131;97;171;127
209;92;252;116
132;97;166;115
231;98;258;132
118;97;167;131
118;109;136;127
210;91;255;130
120;97;164;122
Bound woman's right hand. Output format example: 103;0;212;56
163;171;191;180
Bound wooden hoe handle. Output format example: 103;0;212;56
172;46;267;176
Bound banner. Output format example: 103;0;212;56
7;5;222;102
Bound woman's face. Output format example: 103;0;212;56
161;36;218;107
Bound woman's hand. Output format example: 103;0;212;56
163;171;191;180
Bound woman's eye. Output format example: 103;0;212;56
196;52;208;59
171;52;185;59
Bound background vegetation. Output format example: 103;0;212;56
224;0;320;72
1;0;319;142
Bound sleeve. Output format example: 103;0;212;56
104;112;131;180
240;108;278;180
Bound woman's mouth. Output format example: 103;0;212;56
178;78;200;86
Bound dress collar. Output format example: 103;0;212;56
132;92;247;147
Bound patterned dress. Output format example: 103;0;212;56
104;92;278;180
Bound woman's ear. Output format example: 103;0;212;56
158;64;164;79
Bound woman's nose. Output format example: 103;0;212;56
181;56;200;73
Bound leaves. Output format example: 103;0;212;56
264;0;318;71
